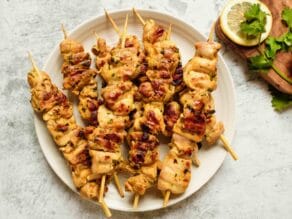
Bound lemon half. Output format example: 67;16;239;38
220;0;272;47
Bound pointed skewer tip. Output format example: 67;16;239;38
132;8;145;25
104;9;121;35
208;22;215;42
113;173;124;198
121;14;129;48
98;175;106;203
133;194;139;208
100;200;112;218
219;135;238;161
163;190;171;207
28;51;40;73
61;23;68;39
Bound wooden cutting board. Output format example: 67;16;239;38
215;0;292;94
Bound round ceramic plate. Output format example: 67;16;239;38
35;9;236;212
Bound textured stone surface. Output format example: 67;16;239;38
1;0;292;218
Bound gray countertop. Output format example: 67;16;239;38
1;0;292;218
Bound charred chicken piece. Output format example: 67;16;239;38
27;67;98;200
60;37;99;125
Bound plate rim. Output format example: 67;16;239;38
34;8;236;212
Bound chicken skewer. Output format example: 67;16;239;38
27;53;111;217
103;10;163;208
133;8;185;94
60;24;124;200
91;12;150;202
125;9;183;208
60;25;100;125
101;12;158;207
88;15;135;202
159;25;238;207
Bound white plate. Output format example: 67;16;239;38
35;9;236;212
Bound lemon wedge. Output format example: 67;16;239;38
220;0;272;46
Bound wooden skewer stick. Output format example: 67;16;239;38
100;200;112;218
167;24;172;40
207;22;215;42
121;14;128;48
207;22;238;161
163;190;171;207
113;172;124;198
61;24;68;39
99;175;106;202
94;31;99;40
28;52;40;74
219;135;238;160
104;9;120;35
133;193;139;208
132;8;145;25
29;51;112;217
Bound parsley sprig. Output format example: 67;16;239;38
242;7;292;111
247;7;292;85
240;4;267;39
269;86;292;111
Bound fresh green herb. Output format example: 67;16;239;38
282;8;292;29
240;4;267;38
247;7;292;85
265;37;282;58
248;54;272;70
269;86;292;111
276;31;292;50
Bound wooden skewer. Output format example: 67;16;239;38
28;52;40;74
113;172;124;197
99;175;106;202
219;135;238;160
132;8;145;25
61;24;68;39
100;200;112;218
94;31;99;40
163;190;171;207
121;14;128;48
207;22;215;42
29;51;112;217
104;9;120;35
133;193;139;208
206;22;238;161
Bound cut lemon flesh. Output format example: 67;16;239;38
220;0;272;47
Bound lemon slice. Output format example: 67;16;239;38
220;0;272;47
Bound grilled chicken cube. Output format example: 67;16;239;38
184;70;216;91
135;102;165;134
86;127;126;153
143;19;168;44
63;140;89;165
157;149;191;194
89;150;122;176
184;56;217;77
97;105;130;130
101;81;136;116
145;40;180;74
205;117;224;146
195;41;221;60
60;38;84;56
125;162;157;195
163;101;181;136
71;164;91;189
80;182;99;200
138;80;175;103
128;131;159;168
